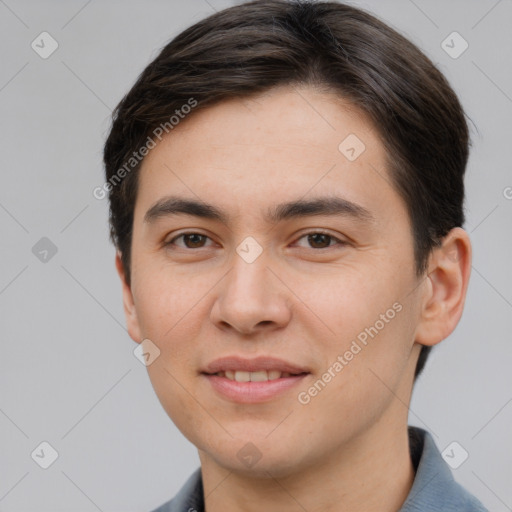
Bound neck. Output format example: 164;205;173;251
200;416;415;512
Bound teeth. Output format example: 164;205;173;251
249;370;268;382
235;371;251;382
219;370;292;381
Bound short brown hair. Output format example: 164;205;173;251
103;0;470;378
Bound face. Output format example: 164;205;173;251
119;85;428;477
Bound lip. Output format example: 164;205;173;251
201;356;310;404
202;356;309;375
203;373;309;403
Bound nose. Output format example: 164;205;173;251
210;248;292;336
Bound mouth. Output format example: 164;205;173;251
210;370;304;381
201;356;310;403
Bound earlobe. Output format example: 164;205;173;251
414;227;472;347
115;252;143;343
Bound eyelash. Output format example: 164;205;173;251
164;231;348;251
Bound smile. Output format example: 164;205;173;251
213;370;297;381
201;356;310;403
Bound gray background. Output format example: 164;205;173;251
1;0;511;510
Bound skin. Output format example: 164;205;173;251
116;85;471;512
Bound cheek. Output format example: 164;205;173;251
132;263;204;342
306;263;416;386
294;302;416;443
137;279;208;437
300;260;407;337
146;361;206;447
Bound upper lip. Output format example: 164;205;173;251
202;356;310;375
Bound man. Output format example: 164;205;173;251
103;1;488;510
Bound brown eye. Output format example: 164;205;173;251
166;233;212;249
183;234;207;248
295;231;346;250
307;233;333;249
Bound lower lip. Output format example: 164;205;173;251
203;373;309;403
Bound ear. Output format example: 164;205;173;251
414;227;472;347
115;251;142;344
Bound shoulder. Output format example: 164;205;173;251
400;427;488;511
149;468;204;512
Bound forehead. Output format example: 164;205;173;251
135;85;405;226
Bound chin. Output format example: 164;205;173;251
217;452;304;479
200;434;313;479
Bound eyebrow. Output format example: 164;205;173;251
144;195;375;225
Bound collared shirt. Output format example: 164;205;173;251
150;426;488;511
